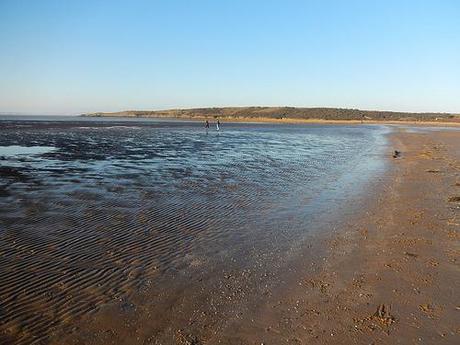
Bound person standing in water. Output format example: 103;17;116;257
216;119;220;131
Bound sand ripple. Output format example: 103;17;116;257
0;121;387;344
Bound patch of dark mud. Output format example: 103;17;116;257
0;166;30;183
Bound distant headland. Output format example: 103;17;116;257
82;107;460;123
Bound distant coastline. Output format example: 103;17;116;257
82;106;460;124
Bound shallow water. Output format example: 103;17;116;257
0;117;389;344
0;145;56;157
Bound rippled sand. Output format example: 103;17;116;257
0;119;388;344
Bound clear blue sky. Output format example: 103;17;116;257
0;0;459;114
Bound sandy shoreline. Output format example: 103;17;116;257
42;128;460;344
84;115;460;127
243;128;460;344
240;128;460;344
0;123;458;344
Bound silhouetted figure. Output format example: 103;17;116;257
205;120;210;129
216;119;220;131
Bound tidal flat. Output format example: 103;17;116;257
0;117;458;344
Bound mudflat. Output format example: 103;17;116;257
0;120;458;344
49;128;460;345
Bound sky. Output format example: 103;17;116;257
0;0;459;115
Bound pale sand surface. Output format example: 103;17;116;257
90;115;460;126
44;128;459;345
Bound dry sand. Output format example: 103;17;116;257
43;128;460;345
203;117;460;127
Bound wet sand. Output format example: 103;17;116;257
85;114;460;126
1;123;459;344
44;129;460;344
0;121;386;345
236;128;460;345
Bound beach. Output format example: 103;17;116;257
0;118;458;344
2;0;459;343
